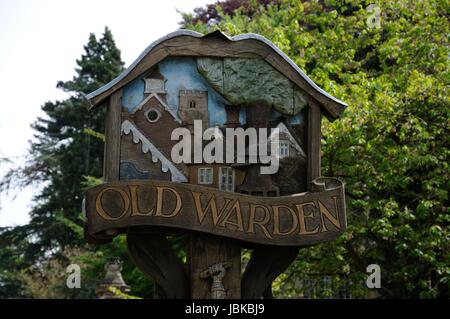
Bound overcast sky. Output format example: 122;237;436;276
0;0;213;226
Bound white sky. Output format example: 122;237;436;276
0;0;213;226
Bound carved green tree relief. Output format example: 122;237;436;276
197;57;307;115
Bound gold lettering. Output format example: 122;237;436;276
191;192;231;225
318;196;340;232
296;202;319;235
248;204;273;239
218;199;244;232
154;187;181;218
95;187;129;221
129;185;154;216
273;205;298;236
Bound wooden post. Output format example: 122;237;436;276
188;234;241;299
103;90;122;181
307;100;322;188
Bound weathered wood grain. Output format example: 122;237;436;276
164;37;269;59
103;90;122;181
127;228;189;298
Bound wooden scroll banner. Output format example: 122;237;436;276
85;177;346;246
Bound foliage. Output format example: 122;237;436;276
107;286;142;299
181;0;278;25
183;0;450;298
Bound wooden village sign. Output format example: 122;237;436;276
84;30;348;299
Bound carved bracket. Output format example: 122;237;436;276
126;230;189;298
200;262;232;299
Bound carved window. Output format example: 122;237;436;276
198;167;213;184
145;108;161;123
219;167;234;192
277;140;290;158
189;100;196;108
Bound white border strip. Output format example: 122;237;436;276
121;120;187;182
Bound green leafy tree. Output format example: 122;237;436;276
0;27;152;298
182;0;449;298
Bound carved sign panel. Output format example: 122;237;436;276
83;30;349;298
85;178;345;246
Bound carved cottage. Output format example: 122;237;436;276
88;30;346;193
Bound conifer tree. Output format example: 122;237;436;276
0;27;125;297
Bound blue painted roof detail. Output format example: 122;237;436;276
122;76;145;112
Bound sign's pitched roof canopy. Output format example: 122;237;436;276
86;30;347;121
